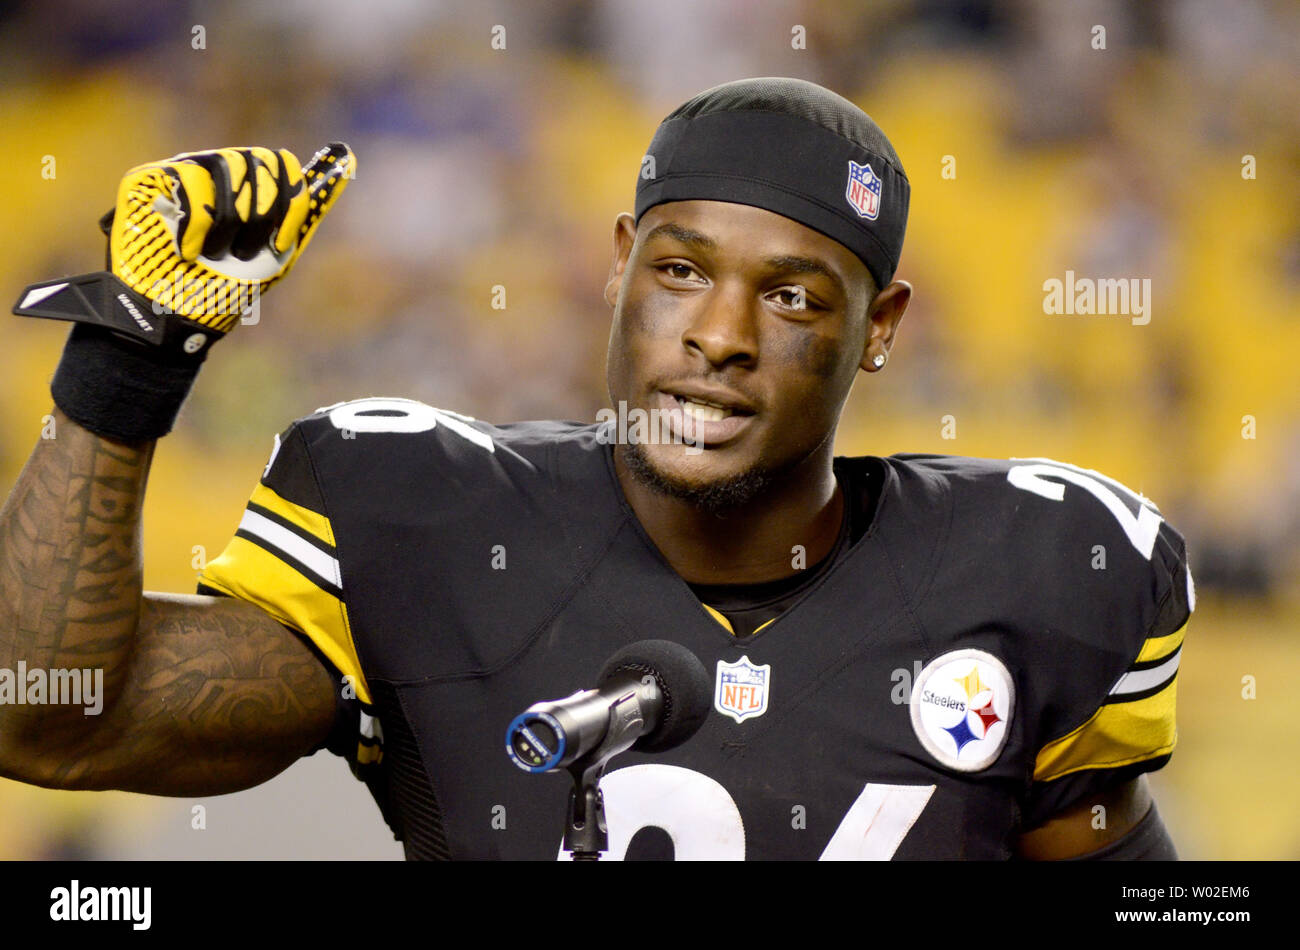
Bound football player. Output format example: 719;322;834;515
0;79;1189;859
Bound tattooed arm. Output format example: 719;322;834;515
0;408;338;795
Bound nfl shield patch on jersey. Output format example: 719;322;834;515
910;649;1014;771
715;656;771;723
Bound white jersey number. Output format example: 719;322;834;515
558;764;935;861
1007;459;1162;558
322;397;494;452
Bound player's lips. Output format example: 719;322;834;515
654;387;756;446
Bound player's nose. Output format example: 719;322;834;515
680;283;758;369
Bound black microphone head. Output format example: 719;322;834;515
598;639;712;753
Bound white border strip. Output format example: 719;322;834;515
238;509;341;589
1109;650;1180;697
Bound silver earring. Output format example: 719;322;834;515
872;353;886;369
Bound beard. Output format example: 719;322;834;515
621;442;794;514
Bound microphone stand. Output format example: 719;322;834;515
563;759;609;860
559;678;655;860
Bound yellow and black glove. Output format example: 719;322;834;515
14;143;354;443
106;143;352;332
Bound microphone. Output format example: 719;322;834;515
506;639;711;774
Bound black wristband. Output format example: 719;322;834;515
50;322;209;443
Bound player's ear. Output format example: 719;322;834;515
604;213;637;308
860;279;911;372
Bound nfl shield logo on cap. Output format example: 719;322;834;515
714;656;771;723
845;160;882;220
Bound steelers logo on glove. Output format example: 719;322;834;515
106;143;353;333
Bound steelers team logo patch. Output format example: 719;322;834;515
909;649;1014;772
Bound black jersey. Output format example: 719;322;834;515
199;397;1192;860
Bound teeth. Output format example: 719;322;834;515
681;399;731;422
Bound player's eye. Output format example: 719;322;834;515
658;262;702;282
769;286;821;314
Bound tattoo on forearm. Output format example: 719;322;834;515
1;414;336;792
1;421;149;726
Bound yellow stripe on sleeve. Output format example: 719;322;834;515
248;482;336;548
1134;621;1187;664
201;535;371;705
1033;678;1177;782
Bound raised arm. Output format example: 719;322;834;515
0;410;338;794
1;143;355;795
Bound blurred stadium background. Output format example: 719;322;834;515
0;0;1296;859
